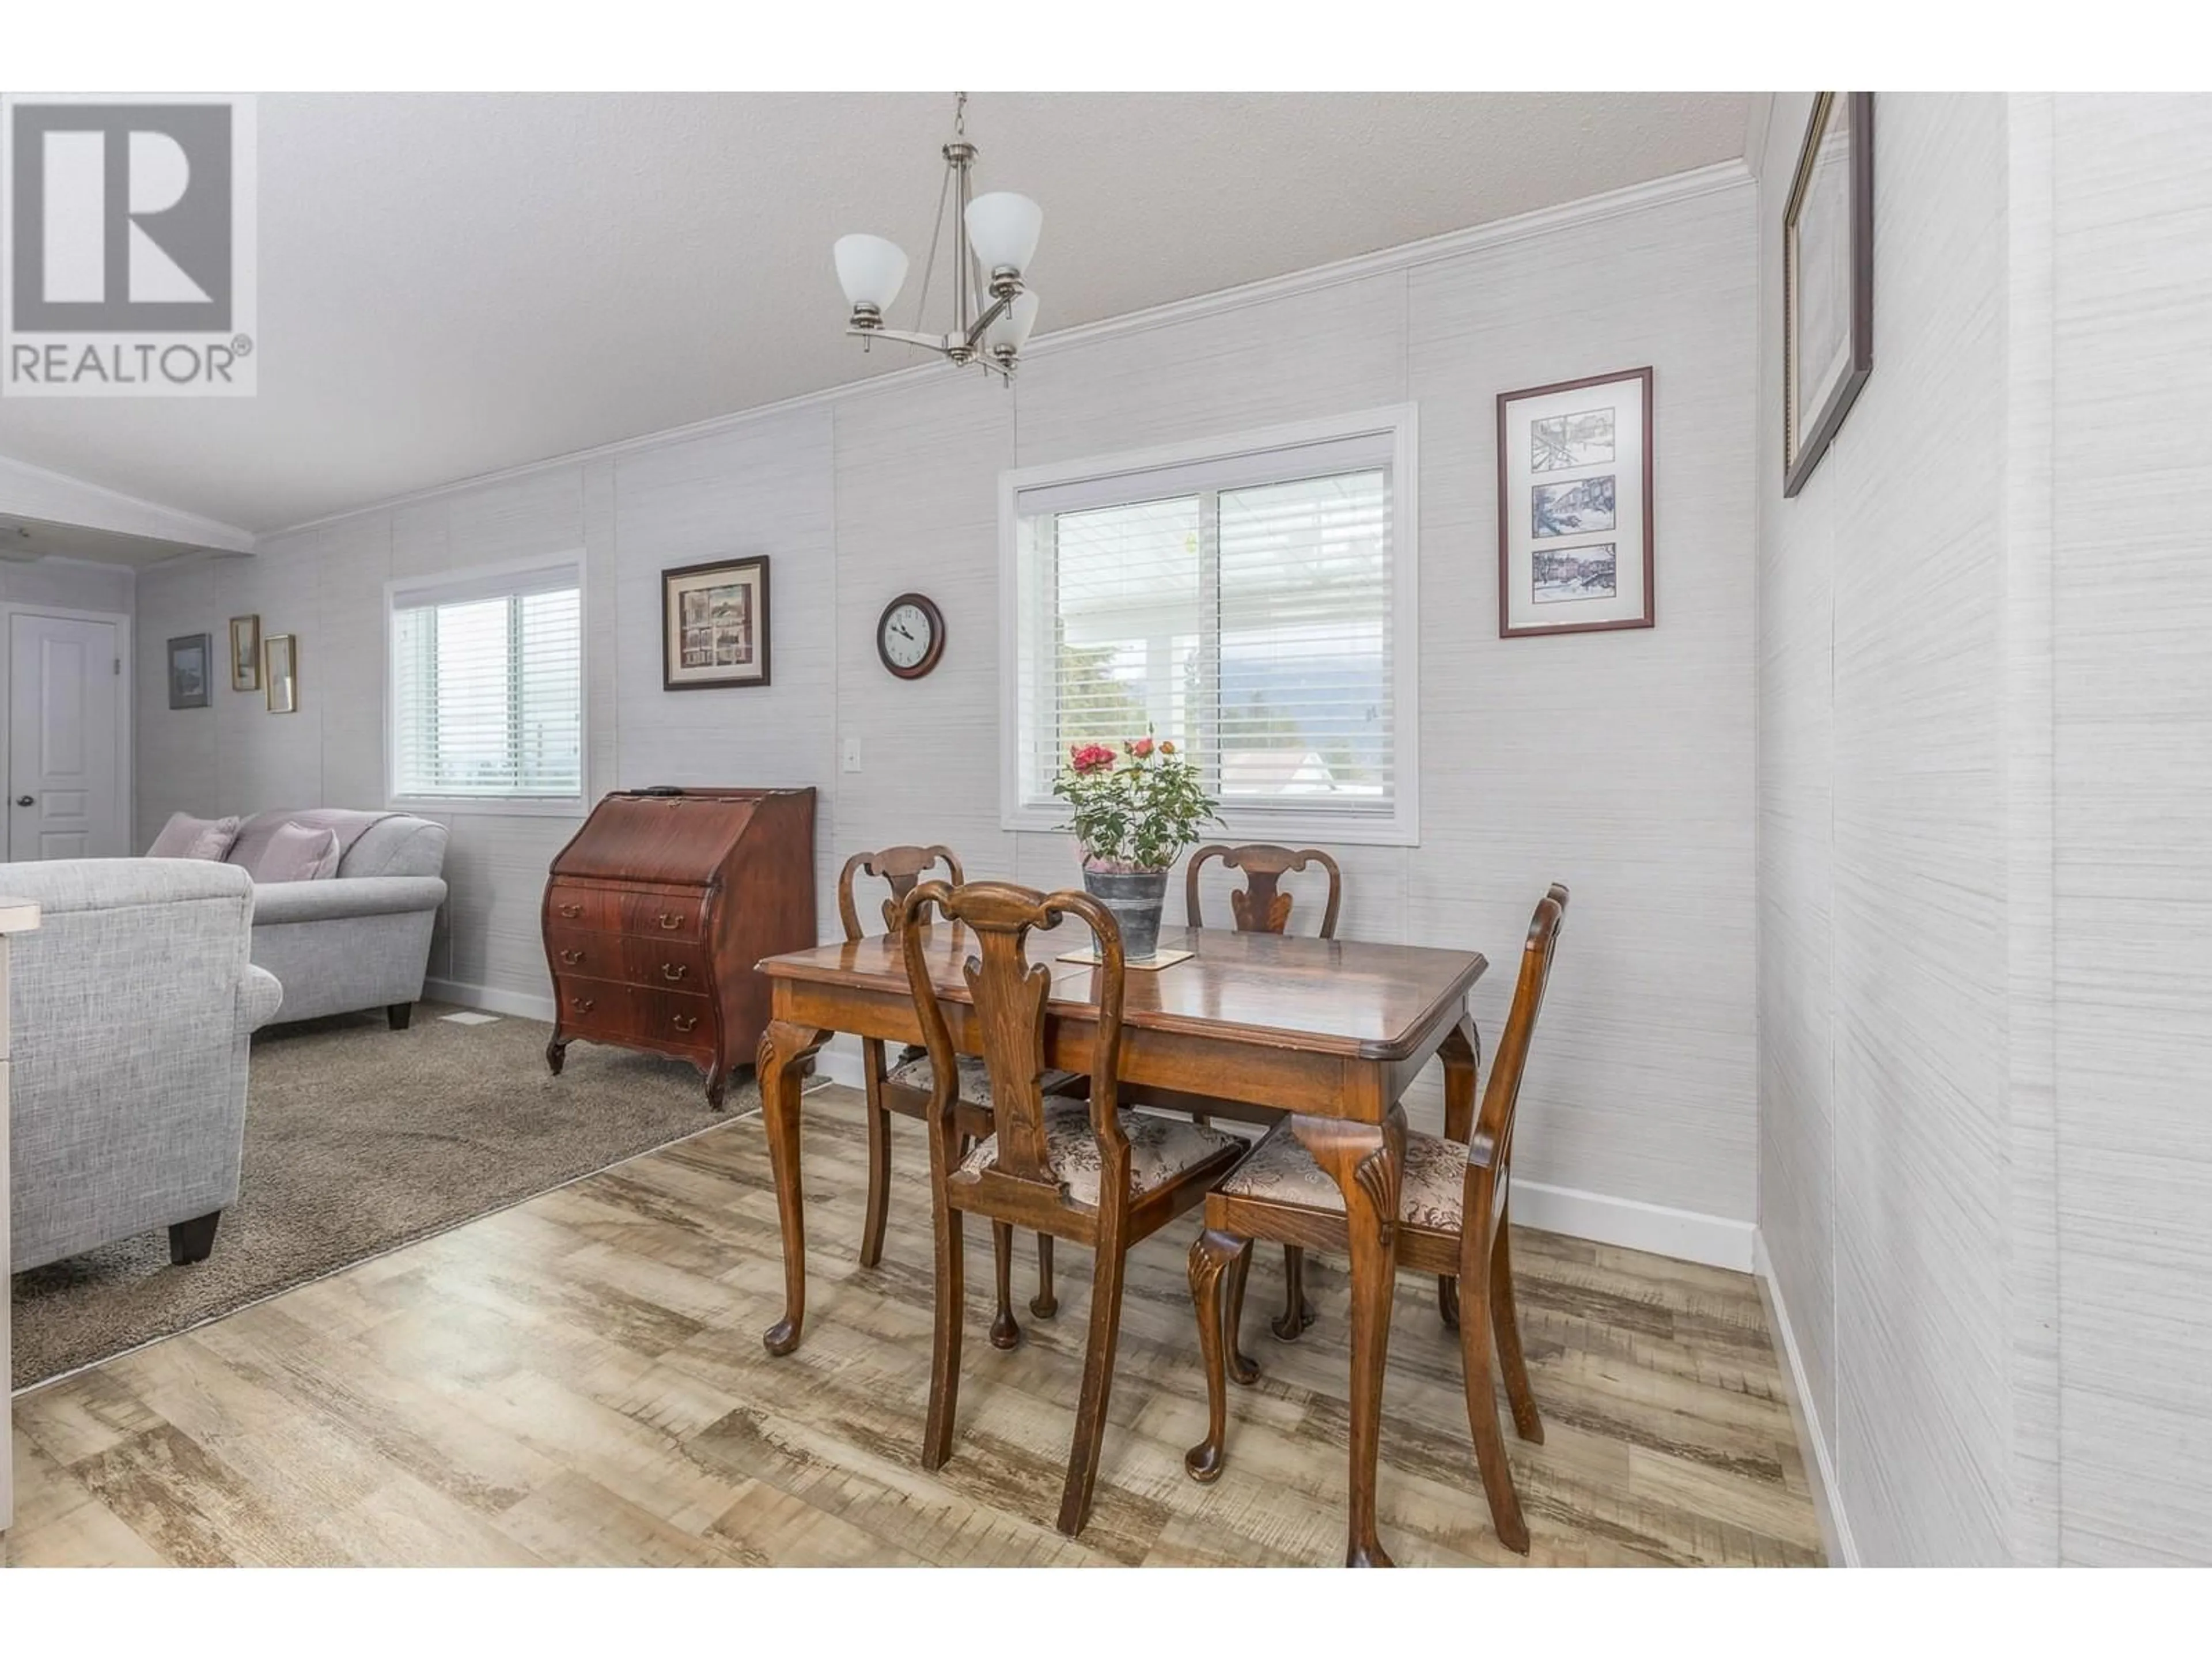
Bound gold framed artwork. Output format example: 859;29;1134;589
230;615;261;690
662;556;770;690
264;633;298;714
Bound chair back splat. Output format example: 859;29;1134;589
836;843;964;941
1185;843;1344;938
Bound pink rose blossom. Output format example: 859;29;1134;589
1069;742;1117;776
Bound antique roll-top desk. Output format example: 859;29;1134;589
541;787;815;1107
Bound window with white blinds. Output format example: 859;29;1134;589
388;561;584;805
1003;410;1418;843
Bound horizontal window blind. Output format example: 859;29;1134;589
391;566;582;801
1014;435;1397;823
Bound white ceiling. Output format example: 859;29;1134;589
0;92;1747;535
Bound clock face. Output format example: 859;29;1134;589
877;594;944;678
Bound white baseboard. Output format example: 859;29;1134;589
1509;1179;1753;1272
1754;1230;1859;1567
423;978;556;1024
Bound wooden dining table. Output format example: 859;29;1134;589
753;921;1487;1566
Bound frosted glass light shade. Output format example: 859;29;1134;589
964;192;1043;274
834;234;908;309
984;290;1040;353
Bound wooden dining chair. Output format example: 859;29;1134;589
1184;842;1344;938
898;878;1247;1537
1184;883;1568;1555
838;846;1077;1324
1184;842;1344;1342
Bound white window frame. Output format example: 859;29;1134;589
385;552;588;817
997;405;1420;846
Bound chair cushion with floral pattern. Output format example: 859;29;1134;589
1218;1119;1475;1233
955;1101;1243;1209
885;1051;1079;1107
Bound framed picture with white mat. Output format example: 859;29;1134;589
1496;366;1654;639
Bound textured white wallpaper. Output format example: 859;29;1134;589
130;177;1761;1238
1756;90;2212;1567
1755;93;2017;1567
2048;91;2212;1568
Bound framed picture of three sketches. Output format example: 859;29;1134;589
1497;366;1654;638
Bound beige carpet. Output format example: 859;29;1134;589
10;1005;766;1390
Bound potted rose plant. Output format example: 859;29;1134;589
1053;734;1219;961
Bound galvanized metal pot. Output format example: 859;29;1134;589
1080;866;1169;961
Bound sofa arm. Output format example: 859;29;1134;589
251;875;449;925
238;963;285;1035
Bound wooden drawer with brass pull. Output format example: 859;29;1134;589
545;928;605;974
619;890;708;941
613;934;711;988
630;986;715;1053
544;881;624;932
550;976;632;1042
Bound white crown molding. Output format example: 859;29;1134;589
0;450;255;554
1028;157;1752;355
260;157;1754;542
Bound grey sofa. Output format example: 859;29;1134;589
227;810;450;1028
5;859;283;1271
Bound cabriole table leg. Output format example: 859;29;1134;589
758;1018;828;1356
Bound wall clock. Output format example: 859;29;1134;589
876;592;945;679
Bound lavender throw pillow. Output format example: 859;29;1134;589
147;812;243;861
255;821;342;882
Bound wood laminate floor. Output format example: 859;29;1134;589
3;1084;1823;1567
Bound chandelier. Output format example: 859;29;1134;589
832;92;1043;382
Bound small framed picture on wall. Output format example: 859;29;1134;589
264;633;298;714
230;614;261;691
168;634;213;709
662;556;770;690
1496;366;1655;638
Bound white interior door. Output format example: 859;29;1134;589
8;611;126;861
